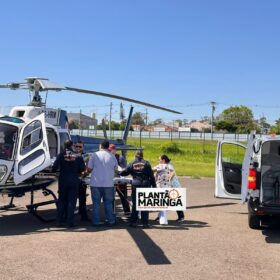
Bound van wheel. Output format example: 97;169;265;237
248;213;261;229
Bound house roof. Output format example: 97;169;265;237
68;113;95;120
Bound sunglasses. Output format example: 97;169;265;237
75;145;83;149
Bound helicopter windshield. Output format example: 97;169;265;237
0;123;18;160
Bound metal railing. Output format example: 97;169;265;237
70;129;262;142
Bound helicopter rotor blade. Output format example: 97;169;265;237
64;86;182;114
0;83;24;90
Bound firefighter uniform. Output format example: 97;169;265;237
120;156;156;226
75;143;89;221
53;148;85;227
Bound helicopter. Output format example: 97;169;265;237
0;77;181;221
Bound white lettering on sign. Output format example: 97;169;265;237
44;109;60;125
136;188;186;211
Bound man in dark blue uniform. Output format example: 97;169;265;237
75;141;90;221
53;140;85;227
120;150;156;228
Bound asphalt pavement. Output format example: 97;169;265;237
1;178;280;280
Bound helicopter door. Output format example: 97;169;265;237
215;141;246;199
14;113;51;184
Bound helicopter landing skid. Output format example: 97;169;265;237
26;186;58;223
0;196;16;210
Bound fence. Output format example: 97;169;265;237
70;129;263;142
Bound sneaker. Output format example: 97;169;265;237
176;218;184;223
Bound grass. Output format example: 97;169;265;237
126;138;219;177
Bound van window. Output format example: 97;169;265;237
261;141;280;165
222;143;245;165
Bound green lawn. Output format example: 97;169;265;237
126;138;219;177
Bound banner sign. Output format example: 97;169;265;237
136;188;186;211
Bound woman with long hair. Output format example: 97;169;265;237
153;155;185;225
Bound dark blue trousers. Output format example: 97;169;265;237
131;185;149;225
57;183;79;226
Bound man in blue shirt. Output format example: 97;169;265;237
87;140;118;226
53;140;85;227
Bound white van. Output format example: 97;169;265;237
215;133;280;229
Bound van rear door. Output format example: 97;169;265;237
215;141;246;199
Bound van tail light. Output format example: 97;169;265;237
248;168;257;190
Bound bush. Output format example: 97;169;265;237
160;142;183;154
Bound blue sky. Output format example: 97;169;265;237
0;0;280;124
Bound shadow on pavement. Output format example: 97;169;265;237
0;207;209;265
262;218;280;243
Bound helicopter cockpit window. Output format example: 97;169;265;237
0;123;18;160
21;120;43;156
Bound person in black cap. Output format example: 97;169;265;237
109;144;130;215
53;140;85;227
75;141;90;221
120;150;156;228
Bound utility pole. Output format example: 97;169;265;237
145;108;148;126
109;102;112;138
79;109;82;135
210;101;216;139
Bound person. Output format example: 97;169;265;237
108;144;126;168
153;155;185;224
87;140;118;226
120;150;156;228
74;141;89;221
52;140;85;227
108;144;130;214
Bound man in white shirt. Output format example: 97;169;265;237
87;140;118;226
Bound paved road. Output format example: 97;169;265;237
1;178;280;280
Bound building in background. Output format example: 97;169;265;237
150;124;178;132
189;121;211;132
68;112;98;129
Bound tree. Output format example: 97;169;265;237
215;106;257;133
149;118;163;126
174;119;183;127
131;112;145;126
110;121;121;130
259;117;270;129
271;118;280;134
69;120;79;130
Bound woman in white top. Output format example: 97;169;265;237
153;155;185;225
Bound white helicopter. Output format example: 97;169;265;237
0;77;181;220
